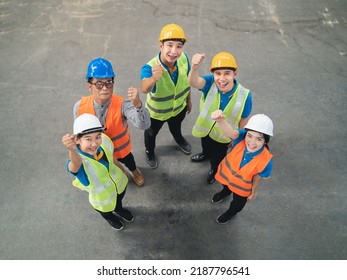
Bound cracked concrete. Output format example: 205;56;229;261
0;0;346;260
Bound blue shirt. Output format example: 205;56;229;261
140;52;191;93
200;74;252;118
66;146;109;186
231;129;272;178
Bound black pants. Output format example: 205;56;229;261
96;189;126;222
118;152;136;172
144;106;188;152
201;135;230;171
219;185;248;216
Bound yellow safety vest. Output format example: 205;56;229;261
145;53;190;121
192;83;249;143
72;134;128;212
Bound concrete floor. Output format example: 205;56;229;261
0;0;346;260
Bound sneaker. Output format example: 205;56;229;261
216;212;235;224
115;208;134;223
207;169;216;184
211;191;230;204
131;168;145;186
145;150;158;169
177;138;191;154
108;217;124;230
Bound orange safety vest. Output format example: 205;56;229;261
77;95;132;159
215;141;272;197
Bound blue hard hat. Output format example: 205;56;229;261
85;58;115;79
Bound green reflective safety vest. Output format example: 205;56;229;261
192;83;249;143
72;134;128;212
146;53;190;121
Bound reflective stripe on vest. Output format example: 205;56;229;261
192;83;249;143
215;140;272;197
145;54;190;121
72;134;128;212
77;95;132;159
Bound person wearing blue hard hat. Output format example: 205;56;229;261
73;58;150;186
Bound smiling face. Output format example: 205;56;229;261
76;132;102;156
159;40;184;68
245;130;266;153
87;78;114;105
212;68;238;93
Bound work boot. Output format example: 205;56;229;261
177;138;191;154
145;150;158;169
131;168;144;186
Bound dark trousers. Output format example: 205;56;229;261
96;189;126;222
220;185;248;216
201;135;230;171
118;152;136;172
144;106;188;152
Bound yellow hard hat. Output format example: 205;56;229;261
159;23;187;42
210;52;238;71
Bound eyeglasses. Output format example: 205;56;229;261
90;80;114;90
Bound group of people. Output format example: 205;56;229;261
62;23;274;230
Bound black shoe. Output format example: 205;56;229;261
207;169;216;184
115;208;134;223
191;153;206;162
216;212;235;224
108;217;124;230
177;138;191;154
145;150;158;169
211;191;230;204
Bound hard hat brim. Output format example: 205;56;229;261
76;127;104;136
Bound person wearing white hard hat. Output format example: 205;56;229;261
210;111;273;224
73;58;150;187
62;114;134;231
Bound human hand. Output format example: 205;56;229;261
211;110;225;122
151;64;164;82
62;134;77;151
247;192;257;201
128;87;142;108
191;53;205;70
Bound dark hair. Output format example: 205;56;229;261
212;67;237;72
87;77;114;84
245;129;271;150
162;39;186;45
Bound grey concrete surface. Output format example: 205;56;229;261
0;0;346;260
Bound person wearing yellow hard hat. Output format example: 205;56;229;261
211;111;273;224
140;23;192;169
62;114;136;231
188;52;253;184
73;58;151;187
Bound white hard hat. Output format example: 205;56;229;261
73;113;104;136
244;114;273;136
